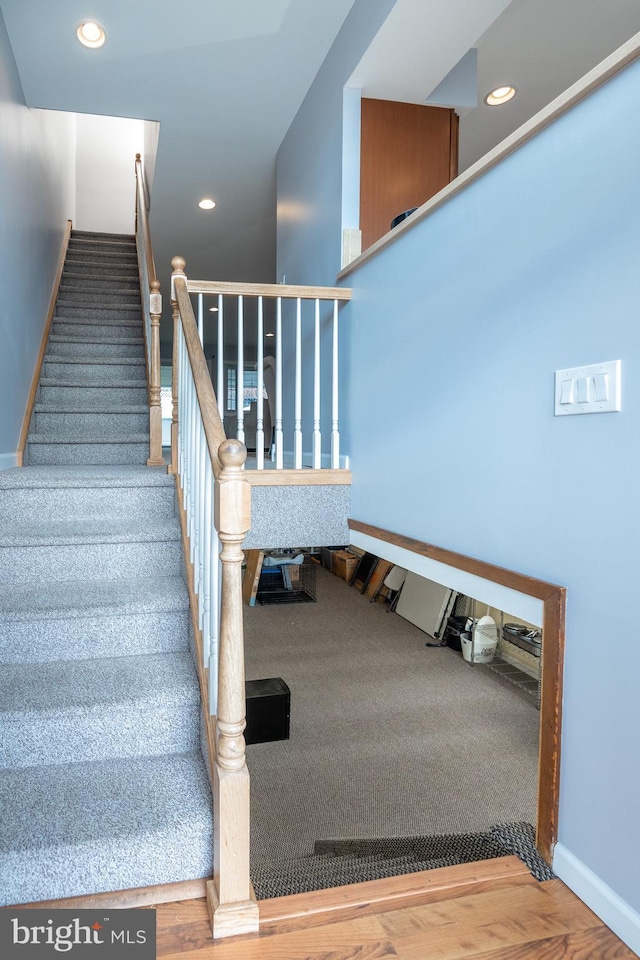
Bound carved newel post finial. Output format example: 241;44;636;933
171;255;187;277
135;152;141;162
218;438;247;474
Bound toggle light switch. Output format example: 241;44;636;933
555;360;621;416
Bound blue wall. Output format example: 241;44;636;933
276;0;395;460
0;9;75;466
276;7;640;927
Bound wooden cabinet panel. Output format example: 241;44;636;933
360;98;458;251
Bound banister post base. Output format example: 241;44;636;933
206;882;259;939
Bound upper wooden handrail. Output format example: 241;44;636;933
187;279;351;301
173;268;227;477
135;154;157;287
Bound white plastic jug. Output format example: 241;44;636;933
461;616;498;663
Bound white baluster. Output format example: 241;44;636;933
217;295;224;420
294;297;302;469
189;374;197;561
209;537;221;716
313;298;321;469
202;459;212;664
275;297;283;469
197;418;206;616
331;298;340;469
236;295;244;443
178;326;185;493
256;296;264;470
198;293;203;344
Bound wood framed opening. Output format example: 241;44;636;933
349;518;565;864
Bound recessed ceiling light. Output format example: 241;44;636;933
76;21;106;49
198;198;216;210
485;85;516;106
265;332;275;337
208;306;219;313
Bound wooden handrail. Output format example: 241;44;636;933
187;279;351;300
135;155;157;288
172;267;226;477
134;154;163;467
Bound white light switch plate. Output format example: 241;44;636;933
555;360;621;416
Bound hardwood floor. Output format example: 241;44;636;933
153;858;638;959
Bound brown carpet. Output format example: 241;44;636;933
244;564;539;867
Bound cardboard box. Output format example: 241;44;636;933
332;549;359;581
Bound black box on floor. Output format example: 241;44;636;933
245;677;290;745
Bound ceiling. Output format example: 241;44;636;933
2;0;640;322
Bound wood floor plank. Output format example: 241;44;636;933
160;914;394;960
442;924;639;959
377;880;597;939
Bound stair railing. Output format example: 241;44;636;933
134;154;164;466
183;279;351;470
170;257;258;939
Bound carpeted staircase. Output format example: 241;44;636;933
0;231;212;906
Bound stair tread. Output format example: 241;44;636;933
0;518;181;547
0;466;171;489
0;651;198;716
39;378;147;388
27;433;149;444
45;355;145;364
34;404;149;413
0;751;212;854
0;575;187;622
48;334;144;344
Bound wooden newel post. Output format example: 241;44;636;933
207;437;258;939
169;257;186;476
147;278;164;466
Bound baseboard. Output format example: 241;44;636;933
283;450;350;470
553;842;640;956
0;452;18;471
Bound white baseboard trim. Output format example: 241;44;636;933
553;842;640;956
0;451;18;471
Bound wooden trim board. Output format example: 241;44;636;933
12;878;208;910
245;468;351;486
258;855;530;927
17;220;73;466
349;518;565;866
187;279;351;301
243;549;264;606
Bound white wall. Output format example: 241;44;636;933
0;10;76;468
75;113;147;234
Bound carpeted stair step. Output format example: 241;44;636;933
48;334;145;359
67;236;136;254
0;651;200;769
25;434;150;466
0;751;213;905
32;408;150;438
0;466;175;523
37;380;148;406
63;248;138;267
52;320;142;340
63;259;139;278
0;518;182;582
62;274;141;292
71;230;136;243
43;357;146;382
55;302;142;322
0;575;189;662
58;289;141;308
